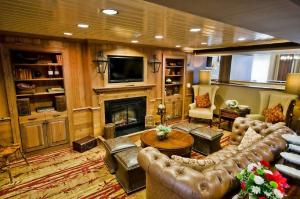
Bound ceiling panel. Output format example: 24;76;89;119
0;0;288;50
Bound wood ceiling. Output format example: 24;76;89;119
0;0;288;50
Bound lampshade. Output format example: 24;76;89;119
285;73;300;95
199;70;211;85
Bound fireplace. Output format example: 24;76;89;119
105;97;146;137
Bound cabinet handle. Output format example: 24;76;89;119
28;118;37;121
53;114;61;117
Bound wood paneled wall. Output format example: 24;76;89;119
0;33;185;144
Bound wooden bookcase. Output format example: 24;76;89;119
10;50;69;152
163;56;186;120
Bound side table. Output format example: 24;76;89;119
219;107;250;129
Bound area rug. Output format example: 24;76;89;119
0;128;231;199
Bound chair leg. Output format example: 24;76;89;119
5;158;13;183
209;120;212;127
188;117;191;123
19;149;29;165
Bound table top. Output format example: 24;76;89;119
140;129;194;150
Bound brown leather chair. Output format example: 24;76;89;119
138;117;293;199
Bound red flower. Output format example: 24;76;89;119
265;173;274;181
259;197;266;199
260;160;270;168
241;181;246;190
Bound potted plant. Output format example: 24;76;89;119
156;125;171;140
235;160;289;199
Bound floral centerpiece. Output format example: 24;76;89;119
156;125;171;140
236;160;289;199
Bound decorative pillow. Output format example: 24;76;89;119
282;134;300;145
280;152;300;165
195;93;211;108
263;104;285;123
289;144;300;153
171;155;214;171
275;164;300;180
237;127;263;151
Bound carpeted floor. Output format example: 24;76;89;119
0;125;231;199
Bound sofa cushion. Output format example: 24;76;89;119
237;127;263;151
171;155;214;171
189;108;213;119
195;93;211;108
263;104;285;123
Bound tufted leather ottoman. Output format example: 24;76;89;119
190;127;224;155
114;147;145;193
103;136;136;173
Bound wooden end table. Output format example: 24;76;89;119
218;107;250;129
140;129;194;157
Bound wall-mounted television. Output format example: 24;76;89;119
108;55;144;83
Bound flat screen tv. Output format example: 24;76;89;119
108;55;144;83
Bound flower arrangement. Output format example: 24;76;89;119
236;160;289;199
156;125;171;140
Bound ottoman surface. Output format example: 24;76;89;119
190;127;223;140
104;136;136;153
171;122;200;133
103;136;136;174
114;147;145;193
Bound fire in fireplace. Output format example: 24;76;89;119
105;96;146;137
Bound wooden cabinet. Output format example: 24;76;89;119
20;120;47;152
165;96;182;120
47;117;68;146
20;112;68;152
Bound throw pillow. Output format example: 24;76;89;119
195;93;211;108
171;155;214;171
263;104;285;123
237;127;263;151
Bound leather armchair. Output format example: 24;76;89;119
246;91;297;126
189;85;219;126
138;117;294;199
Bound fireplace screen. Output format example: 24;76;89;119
105;97;146;136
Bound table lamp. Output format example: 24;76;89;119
199;70;211;85
285;73;300;96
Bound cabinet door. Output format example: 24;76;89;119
46;117;69;146
173;99;182;119
20;121;47;152
165;99;173;119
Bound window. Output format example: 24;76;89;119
230;52;300;83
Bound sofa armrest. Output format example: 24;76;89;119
138;147;230;199
189;103;196;110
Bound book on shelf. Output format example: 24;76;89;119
48;87;65;93
15;68;32;80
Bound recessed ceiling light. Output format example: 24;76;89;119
175;45;181;48
77;23;89;28
131;40;139;43
155;35;163;39
64;32;73;36
201;42;207;45
102;9;118;15
238;37;246;41
190;28;201;32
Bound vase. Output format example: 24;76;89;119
157;132;167;140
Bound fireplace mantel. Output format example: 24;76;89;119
93;84;156;94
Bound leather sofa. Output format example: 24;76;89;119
138;117;295;199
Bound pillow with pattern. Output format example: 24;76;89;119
195;93;211;108
238;127;263;150
171;155;215;171
263;104;285;123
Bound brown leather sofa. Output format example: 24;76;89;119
138;117;295;199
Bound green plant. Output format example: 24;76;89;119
156;125;171;136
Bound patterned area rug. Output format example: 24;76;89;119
0;127;231;199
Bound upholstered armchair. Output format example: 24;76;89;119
246;91;297;126
189;85;219;126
